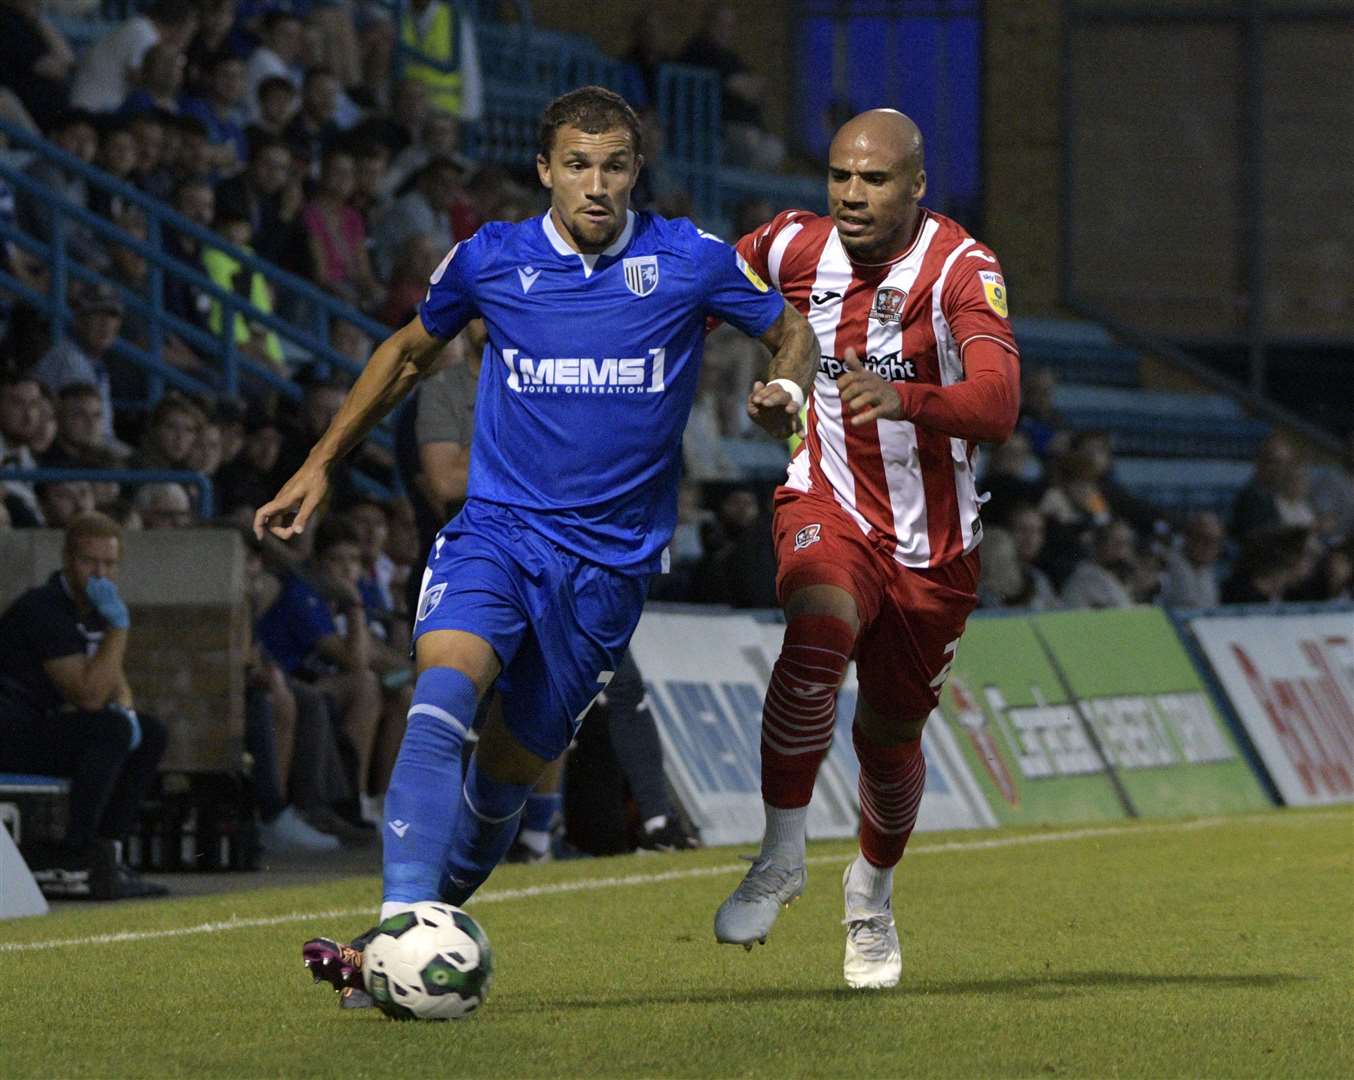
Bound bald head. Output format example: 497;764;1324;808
826;109;927;261
830;109;924;174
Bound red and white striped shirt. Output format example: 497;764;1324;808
737;209;1020;569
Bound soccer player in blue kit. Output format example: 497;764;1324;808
255;87;820;1006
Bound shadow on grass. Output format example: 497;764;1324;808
497;972;1310;1013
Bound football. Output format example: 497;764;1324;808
362;902;493;1020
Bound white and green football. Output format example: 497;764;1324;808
362;902;493;1020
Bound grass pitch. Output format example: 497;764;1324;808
1;808;1350;1078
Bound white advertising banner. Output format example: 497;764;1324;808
1190;611;1354;805
628;609;996;848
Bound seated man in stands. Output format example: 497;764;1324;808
0;512;167;899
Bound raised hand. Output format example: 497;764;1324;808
253;462;330;541
86;576;130;630
746;379;805;440
836;349;903;426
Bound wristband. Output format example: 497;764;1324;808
767;378;806;412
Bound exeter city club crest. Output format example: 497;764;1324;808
870;286;907;324
623;256;659;297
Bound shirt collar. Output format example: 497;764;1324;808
541;209;636;278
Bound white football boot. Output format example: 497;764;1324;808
842;858;902;989
713;855;807;949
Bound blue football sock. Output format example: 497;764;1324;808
440;758;533;905
382;667;479;905
522;791;562;834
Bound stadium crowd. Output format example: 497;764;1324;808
0;0;1350;894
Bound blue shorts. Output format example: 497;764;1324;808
412;499;648;761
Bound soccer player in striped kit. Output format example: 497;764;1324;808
713;110;1021;988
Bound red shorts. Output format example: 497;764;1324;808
772;485;980;724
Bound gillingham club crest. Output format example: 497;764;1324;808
870;286;907;324
623;256;659;297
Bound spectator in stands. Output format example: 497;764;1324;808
0;0;75;130
215;134;303;268
382;108;466;201
301;145;383;310
133;481;194;529
133;393;206;479
38;478;96;528
378;234;441;328
0;512;168;898
286;65;342;172
678;3;784;171
203;209;287;374
89;117;140;224
693;486;778;608
976;526;1023;609
32;283;125;449
351;139;393;232
246;75;298;148
217;406;282;515
170;114;219;185
118;41;186;119
192;413;224;479
979;431;1045;524
161;177;215;332
1158;511;1224;609
621;11;664;107
1017;366;1061;459
1037;434;1115;586
184;0;238;99
20;108;109;272
128;110;172;196
358;77;427;158
1007;502;1061;610
42;382;118;467
1231;432;1316;540
254;514;384;829
347;497;401;639
246;10;304;115
1310;430;1354;544
1221;524;1314;605
1061;518;1142;609
29;384;55;459
371;156;461;281
72;1;197;114
178;50;250;176
0;372;44;525
273;374;372;509
399;0;483;124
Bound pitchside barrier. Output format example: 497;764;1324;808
627;602;1351;844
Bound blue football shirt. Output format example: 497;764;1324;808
419;209;784;573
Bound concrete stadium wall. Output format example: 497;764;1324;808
0;530;248;774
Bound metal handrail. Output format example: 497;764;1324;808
0;469;215;518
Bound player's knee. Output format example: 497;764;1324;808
472;715;552;787
783;582;861;637
855;697;928;745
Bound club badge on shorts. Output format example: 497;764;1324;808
870;286;907;324
623;256;659;297
794;523;822;551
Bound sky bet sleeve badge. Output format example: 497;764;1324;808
735;252;770;292
979;270;1009;318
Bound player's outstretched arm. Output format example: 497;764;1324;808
254;316;449;540
746;303;819;439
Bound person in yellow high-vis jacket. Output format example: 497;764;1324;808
400;0;483;122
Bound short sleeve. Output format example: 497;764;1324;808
734;209;809;288
418;228;490;342
699;233;785;339
941;245;1019;355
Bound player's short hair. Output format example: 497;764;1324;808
538;86;642;161
314;514;361;557
64;511;123;555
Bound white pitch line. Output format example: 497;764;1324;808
1;810;1345;955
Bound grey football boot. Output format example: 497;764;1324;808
713;855;807;949
841;859;901;989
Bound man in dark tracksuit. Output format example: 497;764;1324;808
0;512;168;899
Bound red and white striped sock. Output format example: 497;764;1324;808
760;615;855;820
854;725;926;876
